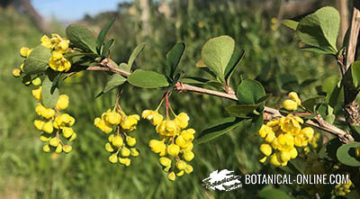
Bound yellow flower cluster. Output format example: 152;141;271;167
32;86;76;154
283;92;301;111
94;109;140;166
259;92;319;167
41;34;71;72
334;180;352;196
143;110;194;181
12;47;36;82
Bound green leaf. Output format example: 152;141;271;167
201;35;235;81
236;79;266;104
282;19;298;30
119;63;131;72
226;104;256;118
101;39;114;57
103;74;127;93
336;142;360;167
66;24;97;53
302;96;324;112
300;46;335;54
41;77;59;108
197;117;247;144
181;77;209;85
128;43;145;70
224;48;245;82
96;17;116;53
127;70;169;88
23;46;51;74
258;187;292;199
166;42;185;79
296;6;340;54
351;61;360;87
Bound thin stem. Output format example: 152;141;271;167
75;59;354;144
165;90;170;120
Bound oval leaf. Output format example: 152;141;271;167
351;61;360;88
127;70;169;88
201;35;235;81
197;117;247;144
296;6;340;53
41;77;59;108
336;142;360;167
103;74;127;93
236;79;266;104
166;42;185;79
66;24;97;53
128;43;146;70
23;46;51;74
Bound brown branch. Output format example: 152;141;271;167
80;61;354;144
342;2;360;125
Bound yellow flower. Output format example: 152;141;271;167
176;160;187;170
32;78;42;86
56;94;69;110
55;144;63;153
156;120;180;136
49;51;71;72
279;114;303;135
259;125;272;138
159;157;172;167
269;153;281;167
183;151;194;161
168;172;176;181
184;165;193;174
63;145;72;153
277;133;294;151
288;92;301;105
259;156;267;163
260;143;272;156
112;135;124;147
35;103;55;119
109;154;118;163
126;136;136;147
142;110;164;126
130;148;140;156
34;120;45;130
43;121;54;134
54;113;75;128
43;144;51;152
12;68;21;77
149;139;166;156
105;143;114;152
294;127;314;147
121;147;131;157
283;99;298;111
41;35;53;49
49;137;59;147
94;117;113;134
20;47;32;57
121;114;140;131
32;87;42;101
104;110;121;125
175;112;189;129
62;127;74;138
167;144;180;157
119;157;131;166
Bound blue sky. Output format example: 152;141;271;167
32;0;131;21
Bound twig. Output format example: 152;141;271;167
80;61;354;144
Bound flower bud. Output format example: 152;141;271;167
260;143;272;156
183;151;194;161
105;143;114;152
12;68;21;77
109;154;118;163
168;172;176;181
283;99;298;111
167;144;180;157
126;136;136;147
63;145;72;153
119;157;131;166
130;148;140;157
112;135;124;147
159;157;171;167
43;144;51;152
120;147;131;157
56;95;69;110
49;137;59;147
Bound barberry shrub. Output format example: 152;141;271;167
11;5;360;197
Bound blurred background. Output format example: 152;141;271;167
0;0;349;198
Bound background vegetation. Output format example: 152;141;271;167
0;0;353;198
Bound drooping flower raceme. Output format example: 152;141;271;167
258;92;319;167
143;110;195;181
94;108;140;166
32;86;76;154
